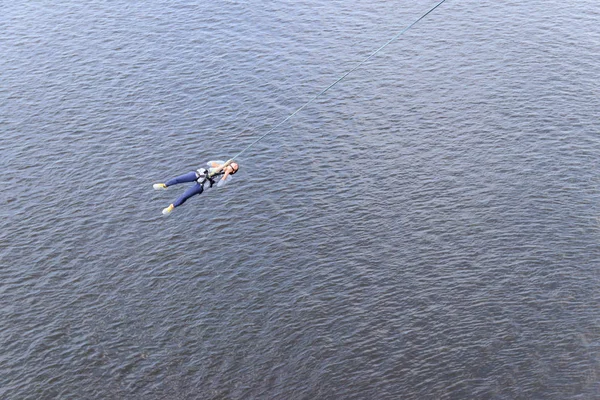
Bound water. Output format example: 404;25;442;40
2;0;599;398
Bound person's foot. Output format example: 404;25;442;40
162;204;174;215
153;183;167;190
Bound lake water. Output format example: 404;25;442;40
2;0;600;398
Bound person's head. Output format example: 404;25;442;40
228;162;239;175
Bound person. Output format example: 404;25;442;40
153;160;239;215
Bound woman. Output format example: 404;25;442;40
153;160;239;215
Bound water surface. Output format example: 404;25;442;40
2;0;600;398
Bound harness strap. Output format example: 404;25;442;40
195;168;208;184
198;168;220;187
207;175;217;187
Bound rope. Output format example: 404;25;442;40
231;0;448;161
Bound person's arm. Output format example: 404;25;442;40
207;160;231;177
217;173;229;187
208;159;234;187
216;163;234;187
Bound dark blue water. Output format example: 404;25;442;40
2;1;600;398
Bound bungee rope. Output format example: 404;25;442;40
224;0;448;165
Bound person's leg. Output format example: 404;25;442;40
165;171;198;187
172;183;204;208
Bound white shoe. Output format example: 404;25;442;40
162;204;174;215
153;183;167;190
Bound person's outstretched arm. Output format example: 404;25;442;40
207;160;225;168
207;160;228;177
216;162;235;187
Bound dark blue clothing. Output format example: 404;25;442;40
166;171;199;186
166;171;204;208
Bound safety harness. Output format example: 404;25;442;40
196;163;237;187
195;168;217;187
